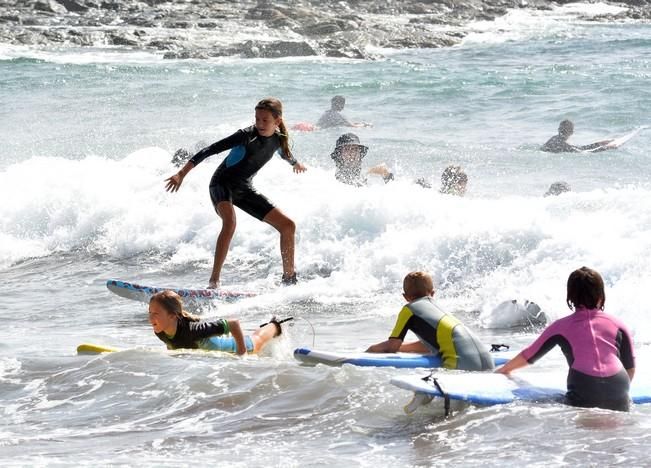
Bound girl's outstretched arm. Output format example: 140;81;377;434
227;319;247;356
495;352;529;375
165;161;195;192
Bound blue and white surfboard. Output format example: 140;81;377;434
391;372;651;411
294;347;514;369
106;279;256;304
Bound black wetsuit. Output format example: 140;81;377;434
155;316;228;350
541;135;605;153
317;110;352;129
189;126;297;220
541;135;579;153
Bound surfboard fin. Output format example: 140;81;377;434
404;392;434;414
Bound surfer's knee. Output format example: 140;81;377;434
272;215;295;236
281;217;296;236
219;212;237;234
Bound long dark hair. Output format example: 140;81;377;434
566;266;605;310
255;97;293;160
150;290;200;322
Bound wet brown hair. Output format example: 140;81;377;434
331;95;345;111
559;119;574;137
403;271;435;298
255;97;293;160
440;165;468;195
566;266;605;310
149;290;200;322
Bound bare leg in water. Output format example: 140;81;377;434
250;322;282;353
208;201;236;289
263;207;296;279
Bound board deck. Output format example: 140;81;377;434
583;126;647;152
391;373;651;410
106;279;256;304
294;347;515;369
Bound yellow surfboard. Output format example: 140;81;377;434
77;343;122;354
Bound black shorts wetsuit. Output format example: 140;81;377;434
189;126;298;220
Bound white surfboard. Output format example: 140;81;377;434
391;372;651;413
583;126;648;153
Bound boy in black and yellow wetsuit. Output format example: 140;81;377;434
366;271;494;371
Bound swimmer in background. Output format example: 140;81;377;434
541;120;613;153
544;181;571;197
496;266;635;411
171;141;207;167
331;133;394;186
148;290;292;355
416;165;468;196
316;95;371;129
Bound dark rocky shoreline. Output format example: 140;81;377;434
1;0;650;59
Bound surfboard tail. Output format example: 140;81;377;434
77;343;121;354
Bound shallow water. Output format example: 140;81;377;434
2;4;651;466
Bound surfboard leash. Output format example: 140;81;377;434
422;373;451;417
490;343;510;352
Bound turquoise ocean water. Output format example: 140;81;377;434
2;4;651;466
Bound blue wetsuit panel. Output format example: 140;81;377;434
199;335;254;353
225;145;246;168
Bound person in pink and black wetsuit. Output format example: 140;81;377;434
497;266;635;411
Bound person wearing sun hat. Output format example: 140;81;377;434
330;133;393;186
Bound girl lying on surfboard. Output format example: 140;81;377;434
496;267;636;411
165;97;307;289
148;290;292;355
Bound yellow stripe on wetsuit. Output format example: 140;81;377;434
390;306;413;338
437;314;461;368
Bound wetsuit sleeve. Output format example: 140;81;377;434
521;322;566;364
187;319;228;340
189;130;248;166
389;306;414;341
616;328;635;370
277;148;298;166
577;142;605;151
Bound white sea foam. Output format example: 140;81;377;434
462;2;629;45
2;149;650;338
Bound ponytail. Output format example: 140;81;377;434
277;119;293;160
256;97;293;160
150;290;200;322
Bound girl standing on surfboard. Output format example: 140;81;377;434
496;267;636;411
165;97;307;289
148;290;291;354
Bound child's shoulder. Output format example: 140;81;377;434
600;310;630;329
